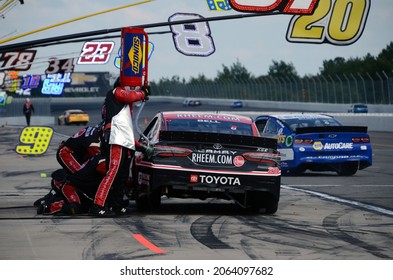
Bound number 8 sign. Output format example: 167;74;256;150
169;13;215;57
15;126;54;155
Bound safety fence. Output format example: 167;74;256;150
1;72;392;118
151;73;393;105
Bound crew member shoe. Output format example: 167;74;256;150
61;203;81;215
88;204;118;217
110;206;130;215
33;189;56;207
37;200;65;215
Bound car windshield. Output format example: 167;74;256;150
166;119;253;135
281;116;341;132
354;105;367;110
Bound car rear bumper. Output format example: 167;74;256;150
134;164;281;199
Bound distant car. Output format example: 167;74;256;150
254;113;372;176
58;109;89;125
348;103;368;113
183;98;202;106
131;111;281;214
231;100;244;108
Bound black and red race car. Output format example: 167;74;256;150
131;111;281;214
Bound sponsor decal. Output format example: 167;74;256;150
138;172;150;186
190;174;198;183
277;135;293;147
316;155;349;159
198;175;241;186
191;149;240;166
206;0;232;11
233;155;245;167
121;27;147;87
175;113;241;121
277;135;286;144
191;153;233;165
213;143;222;150
313;141;323;151
130;36;142;75
324;142;353;150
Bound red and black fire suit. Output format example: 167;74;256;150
92;85;146;212
37;125;104;214
57;126;102;174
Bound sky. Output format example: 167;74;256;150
0;0;392;82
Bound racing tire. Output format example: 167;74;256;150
263;198;279;214
135;195;149;211
135;190;161;211
287;166;306;176
251;198;278;214
337;162;358;176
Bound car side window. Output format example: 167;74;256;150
255;119;268;135
142;117;158;142
262;119;278;136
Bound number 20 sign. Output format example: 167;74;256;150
287;0;370;45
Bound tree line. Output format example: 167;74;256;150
151;41;393;88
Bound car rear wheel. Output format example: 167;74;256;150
287;166;306;176
337;162;358;176
251;197;278;214
246;191;279;214
135;190;161;211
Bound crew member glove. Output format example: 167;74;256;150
142;86;151;101
139;144;154;159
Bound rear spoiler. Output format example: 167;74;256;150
296;126;368;134
159;131;277;149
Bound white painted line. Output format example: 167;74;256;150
282;185;393;216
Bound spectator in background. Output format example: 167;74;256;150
22;98;34;126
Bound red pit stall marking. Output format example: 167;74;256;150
132;234;166;254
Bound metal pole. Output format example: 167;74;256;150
343;73;352;104
366;72;376;104
376;72;384;104
350;73;359;103
382;71;391;104
357;73;367;104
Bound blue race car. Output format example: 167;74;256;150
254;113;372;176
